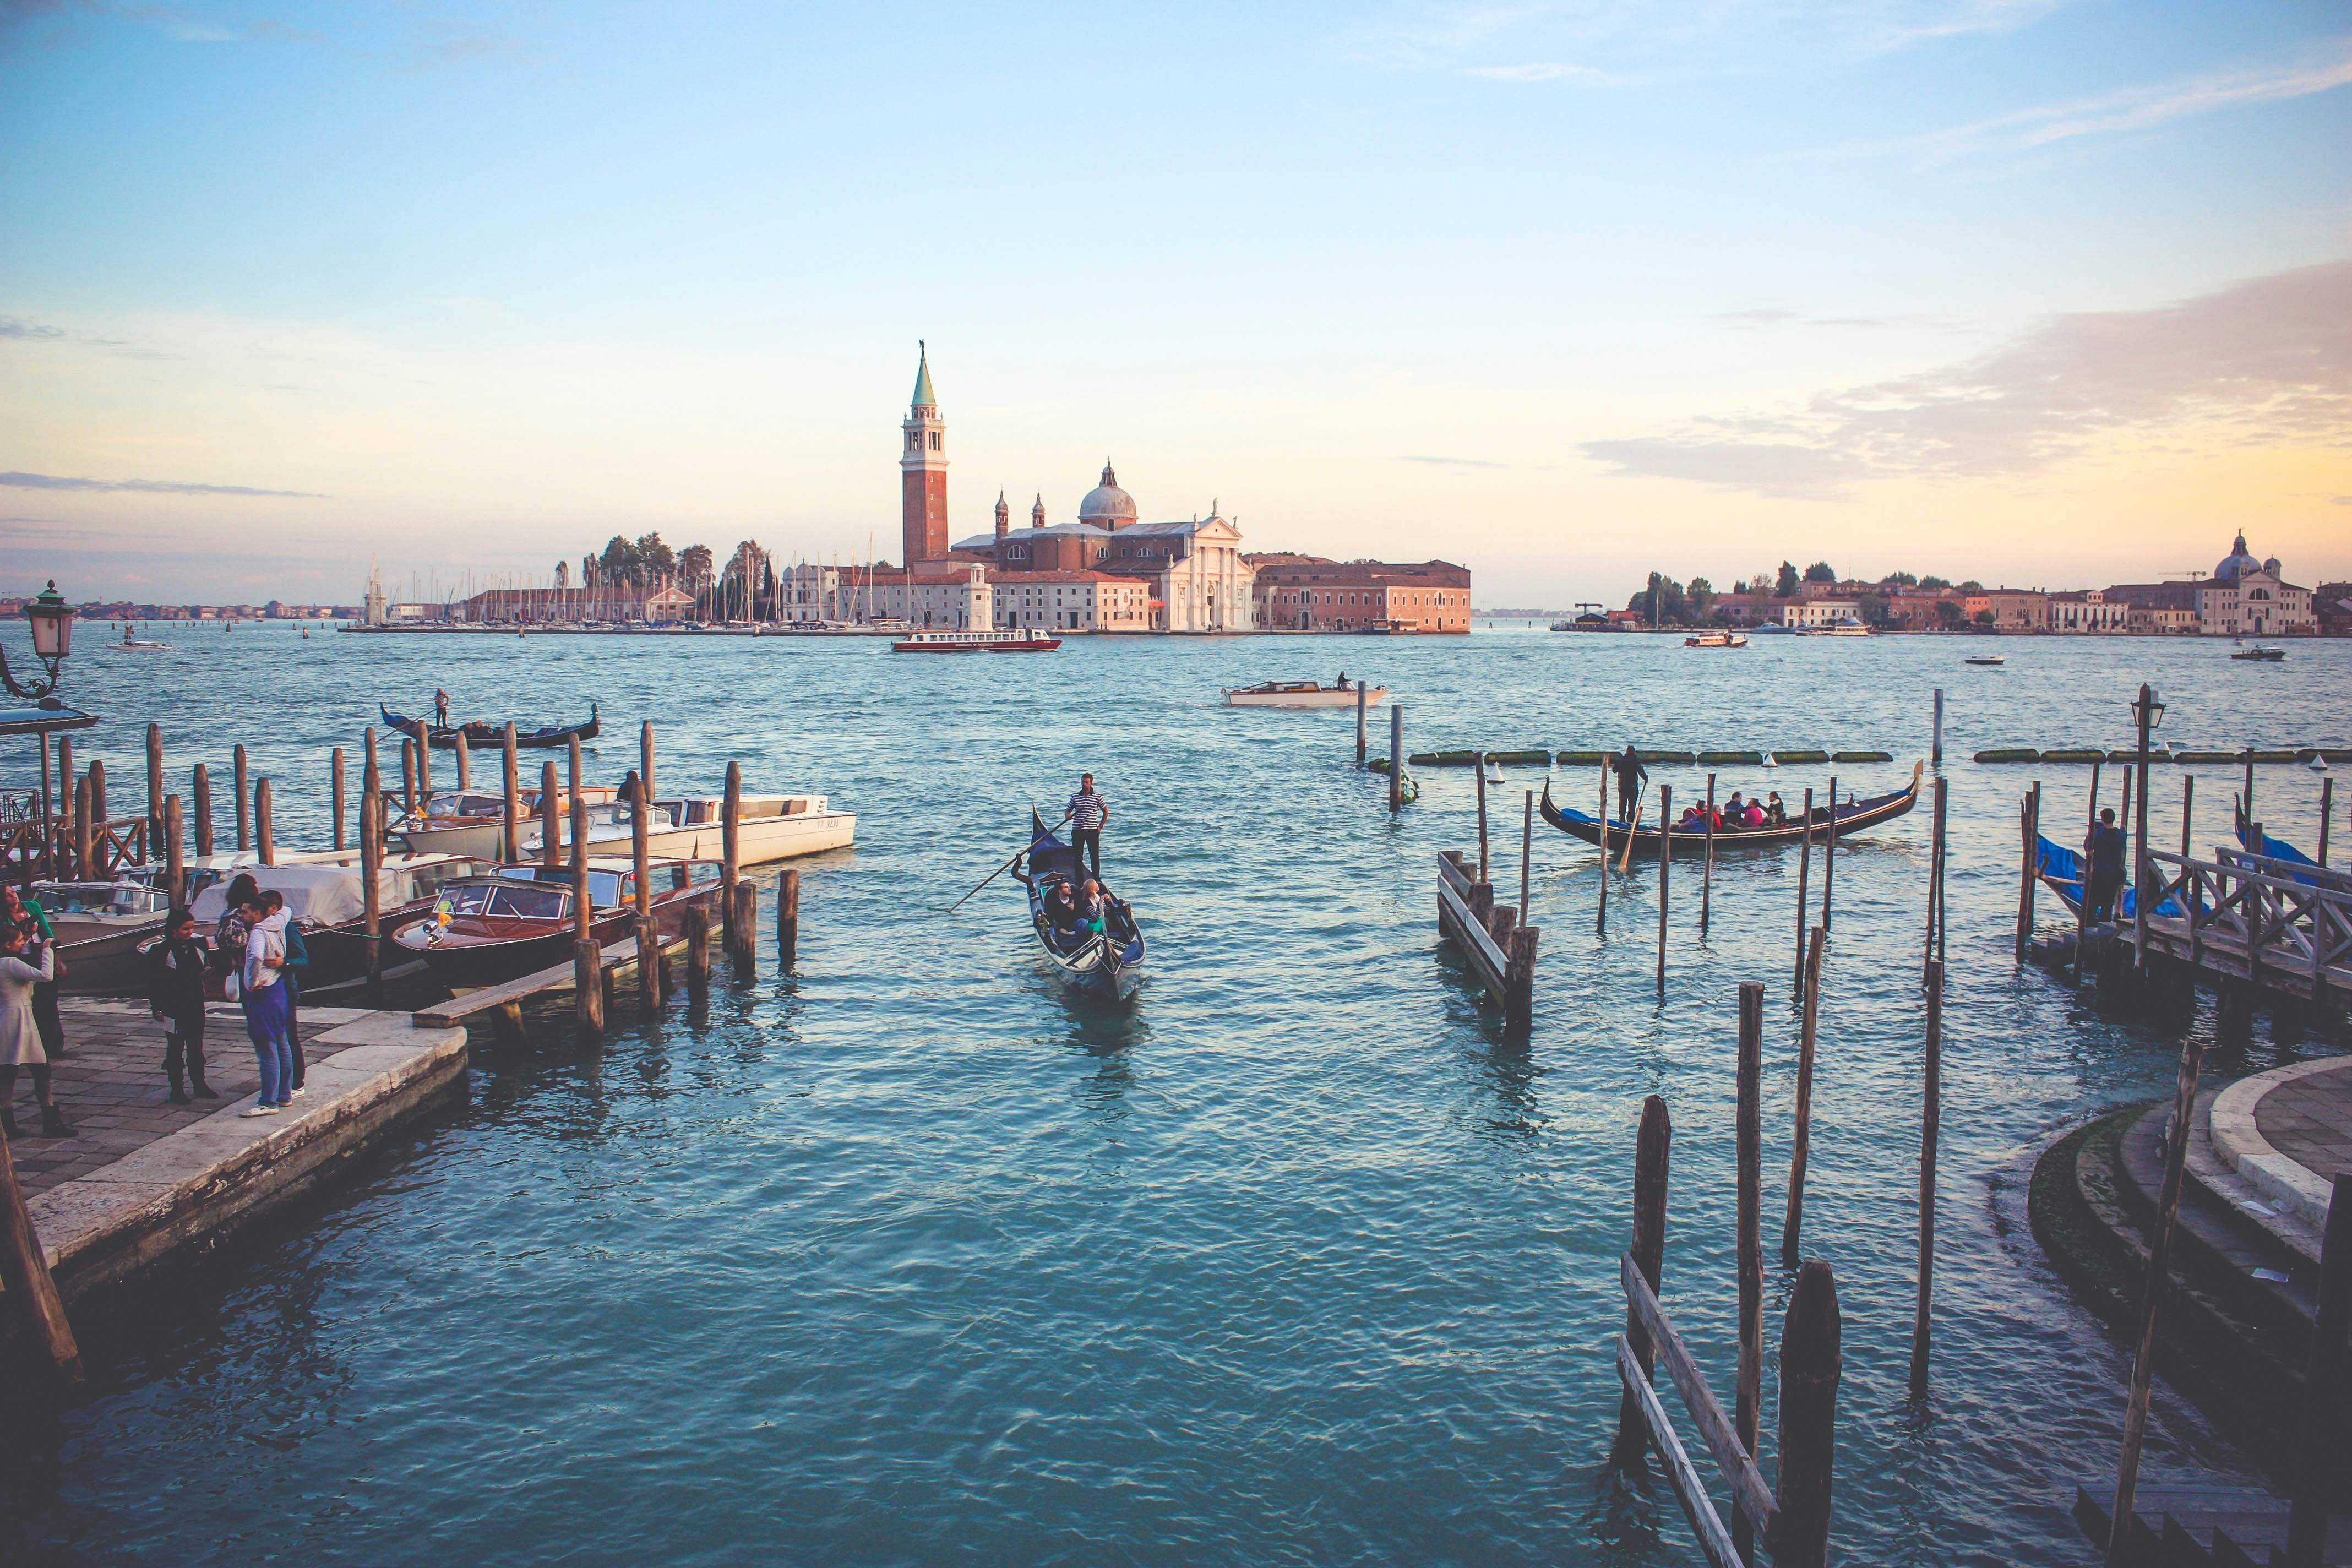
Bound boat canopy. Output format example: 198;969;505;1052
188;863;417;926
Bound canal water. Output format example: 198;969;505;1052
5;625;2346;1566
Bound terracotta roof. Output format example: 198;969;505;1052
984;568;1131;585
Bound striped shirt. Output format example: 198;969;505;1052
1068;789;1107;831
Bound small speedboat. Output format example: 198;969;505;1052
1223;679;1387;709
1683;631;1749;648
102;623;172;652
1964;654;2005;666
390;856;723;988
2231;645;2285;662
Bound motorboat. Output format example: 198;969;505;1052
35;879;180;992
389;783;622;857
520;792;855;865
1964;654;2006;666
182;855;494;988
891;628;1062;652
1223;679;1387;709
2230;645;2285;662
1683;632;1749;648
389;856;724;988
101;623;172;652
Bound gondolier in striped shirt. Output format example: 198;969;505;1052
1068;774;1109;882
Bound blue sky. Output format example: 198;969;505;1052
3;1;2347;605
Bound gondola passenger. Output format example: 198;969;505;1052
1721;792;1746;829
1076;880;1110;935
1043;881;1085;946
1765;792;1787;827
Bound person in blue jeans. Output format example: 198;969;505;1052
237;890;295;1117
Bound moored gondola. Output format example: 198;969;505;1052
1012;809;1146;1000
1539;760;1923;857
378;701;600;749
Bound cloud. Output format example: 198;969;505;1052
2334;495;2352;507
0;471;325;498
1462;60;1619;84
1399;454;1508;468
0;318;67;340
1827;43;2352;164
1583;259;2352;499
402;32;526;72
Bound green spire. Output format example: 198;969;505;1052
911;340;937;409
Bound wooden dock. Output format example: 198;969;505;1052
2126;846;2351;1004
1436;849;1537;1026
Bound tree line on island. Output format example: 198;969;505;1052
567;533;787;620
1627;560;1995;628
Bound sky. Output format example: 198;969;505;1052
2;0;2348;608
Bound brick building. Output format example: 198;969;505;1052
1245;555;1472;632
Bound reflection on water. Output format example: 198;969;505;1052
2;625;2346;1565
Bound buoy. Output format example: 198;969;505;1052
2310;754;2330;772
1760;754;1779;769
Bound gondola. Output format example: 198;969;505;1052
378;701;599;749
1539;760;1923;857
2034;835;2185;919
1012;809;1146;1000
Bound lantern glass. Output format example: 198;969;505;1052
28;581;71;660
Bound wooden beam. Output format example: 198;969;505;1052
1617;1336;1742;1568
1620;1252;1781;1541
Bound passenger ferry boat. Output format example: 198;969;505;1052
889;628;1063;653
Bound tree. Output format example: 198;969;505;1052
1803;560;1837;584
1957;579;1984;594
636;531;676;583
1884;570;1917;587
1935;599;1964;627
1747;570;1776;598
598;535;640;587
1857;593;1888;627
1629;573;1690;624
1686;576;1716;622
1777;562;1800;597
1919;575;1950;591
677;543;714;596
1973;607;1996;626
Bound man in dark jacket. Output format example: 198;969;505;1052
1611;745;1647;821
146;907;216;1104
2084;807;2128;922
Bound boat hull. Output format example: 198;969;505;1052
1540;762;1923;857
55;923;162;994
1225;686;1387;708
394;820;508;857
524;809;855;867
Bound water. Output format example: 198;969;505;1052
4;624;2346;1566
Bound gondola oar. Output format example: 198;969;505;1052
942;810;1072;913
1617;780;1648;873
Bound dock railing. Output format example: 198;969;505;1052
1436;849;1537;1025
2135;847;2352;1000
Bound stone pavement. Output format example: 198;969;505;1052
2252;1060;2352;1186
6;1000;346;1197
2208;1054;2352;1248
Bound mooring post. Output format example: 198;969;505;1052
778;868;801;966
684;902;712;994
502;723;520;862
1656;785;1672;993
2104;1031;2208;1568
1924;775;1947;983
2132;685;2157;976
1820;774;1838;934
234;743;250;851
1932;687;1944;767
2285;1175;2349;1565
2243;745;2256;829
73;777;91;878
2016;781;2041;960
453;727;471;791
332;746;347;851
255;778;275;866
361;758;383;994
539;760;560;868
146;722;164;860
1794;787;1814;990
1477;754;1490;882
1355;679;1367;766
1773;1260;1843;1568
53;736;70;867
574;937;605;1036
0;1129;83;1385
722;760;743;953
1782;924;1826;1266
35;731;52;877
1389;705;1403;813
640;718;656;810
1701;771;1716;937
89;757;106;832
732;878;758;970
1608;1093;1673;1469
1596;763;1610;935
1909;957;1944;1396
1734;978;1765;1566
164;796;185;906
2179;775;2192;859
632;769;657;1009
399;736;416;816
1519;789;1533;924
2318;775;2333;869
412;721;433;803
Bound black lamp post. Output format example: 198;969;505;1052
1;581;74;701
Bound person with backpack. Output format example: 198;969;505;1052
146;906;217;1104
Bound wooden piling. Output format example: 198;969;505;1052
361;756;383;992
636;913;662;1009
89;756;106;829
235;743;251;850
539;760;560;868
1909;957;1943;1396
2077;760;2103;984
631;761;656;1006
2179;775;2192;859
684;902;712;992
1932;686;1943;767
1519;790;1533;924
411;721;432;802
73;777;92;875
164;796;185;906
399;736;416;816
2103;1030;2209;1567
1774;1260;1843;1568
1476;755;1490;882
1923;775;1947;983
2284;1174;2349;1564
0;1128;83;1385
778;868;801;965
732;878;758;968
453;728;471;791
36;731;52;877
332;747;347;851
1820;774;1837;933
2318;776;2333;869
640;719;656;808
55;736;70;857
1389;705;1403;813
2132;685;2155;976
567;734;583;811
502;723;520;862
1656;786;1672;993
1734;979;1765;1566
146;722;164;857
2243;745;2255;827
255;778;275;866
721;761;743;952
1355;679;1368;766
2016;781;2041;960
1782;925;1826;1267
1794;788;1814;989
574;937;605;1036
1596;764;1610;935
1608;1093;1673;1469
570;794;591;943
1701;772;1716;938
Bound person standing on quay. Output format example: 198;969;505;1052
238;889;294;1118
2084;806;2128;922
1068;772;1109;883
1611;744;1647;821
0;882;65;1061
0;924;71;1138
147;907;216;1104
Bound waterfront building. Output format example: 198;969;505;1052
2049;588;2130;633
777;559;995;630
1779;598;1863;629
902;344;949;565
2190;531;2313;635
1244;554;1471;632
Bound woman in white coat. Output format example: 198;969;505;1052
1;923;72;1139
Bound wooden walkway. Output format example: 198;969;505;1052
2125;847;2352;1003
1436;850;1537;1026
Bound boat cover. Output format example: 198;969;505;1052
189;863;410;927
2036;835;2185;918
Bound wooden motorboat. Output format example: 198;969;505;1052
1683;632;1749;648
36;879;179;992
1540;760;1923;857
520;792;854;865
182;855;494;988
388;783;622;857
1964;655;2005;666
891;629;1061;652
379;701;600;749
1223;679;1387;709
388;856;723;988
1014;810;1145;1000
2230;645;2285;662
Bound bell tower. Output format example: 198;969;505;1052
901;342;948;564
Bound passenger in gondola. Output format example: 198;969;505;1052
1765;792;1788;827
1678;803;1707;831
1043;880;1085;946
1076;880;1111;935
1741;799;1766;829
1721;791;1746;829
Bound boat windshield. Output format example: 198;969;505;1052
442;882;573;919
39;884;167;917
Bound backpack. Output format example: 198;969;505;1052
285;924;311;971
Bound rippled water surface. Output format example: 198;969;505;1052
4;625;2347;1566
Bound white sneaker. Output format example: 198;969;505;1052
288;1088;307;1099
239;1105;281;1118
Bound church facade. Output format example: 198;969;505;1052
2192;532;2314;636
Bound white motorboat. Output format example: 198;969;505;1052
1223;679;1387;709
522;792;855;865
101;623;172;652
36;879;179;992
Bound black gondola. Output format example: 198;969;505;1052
1539;760;1923;857
1012;809;1146;1000
379;701;599;749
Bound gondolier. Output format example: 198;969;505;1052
434;687;451;727
1611;745;1647;820
1068;773;1109;881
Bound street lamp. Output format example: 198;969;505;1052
2;581;74;700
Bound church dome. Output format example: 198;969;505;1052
2214;530;2258;584
1078;461;1137;527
